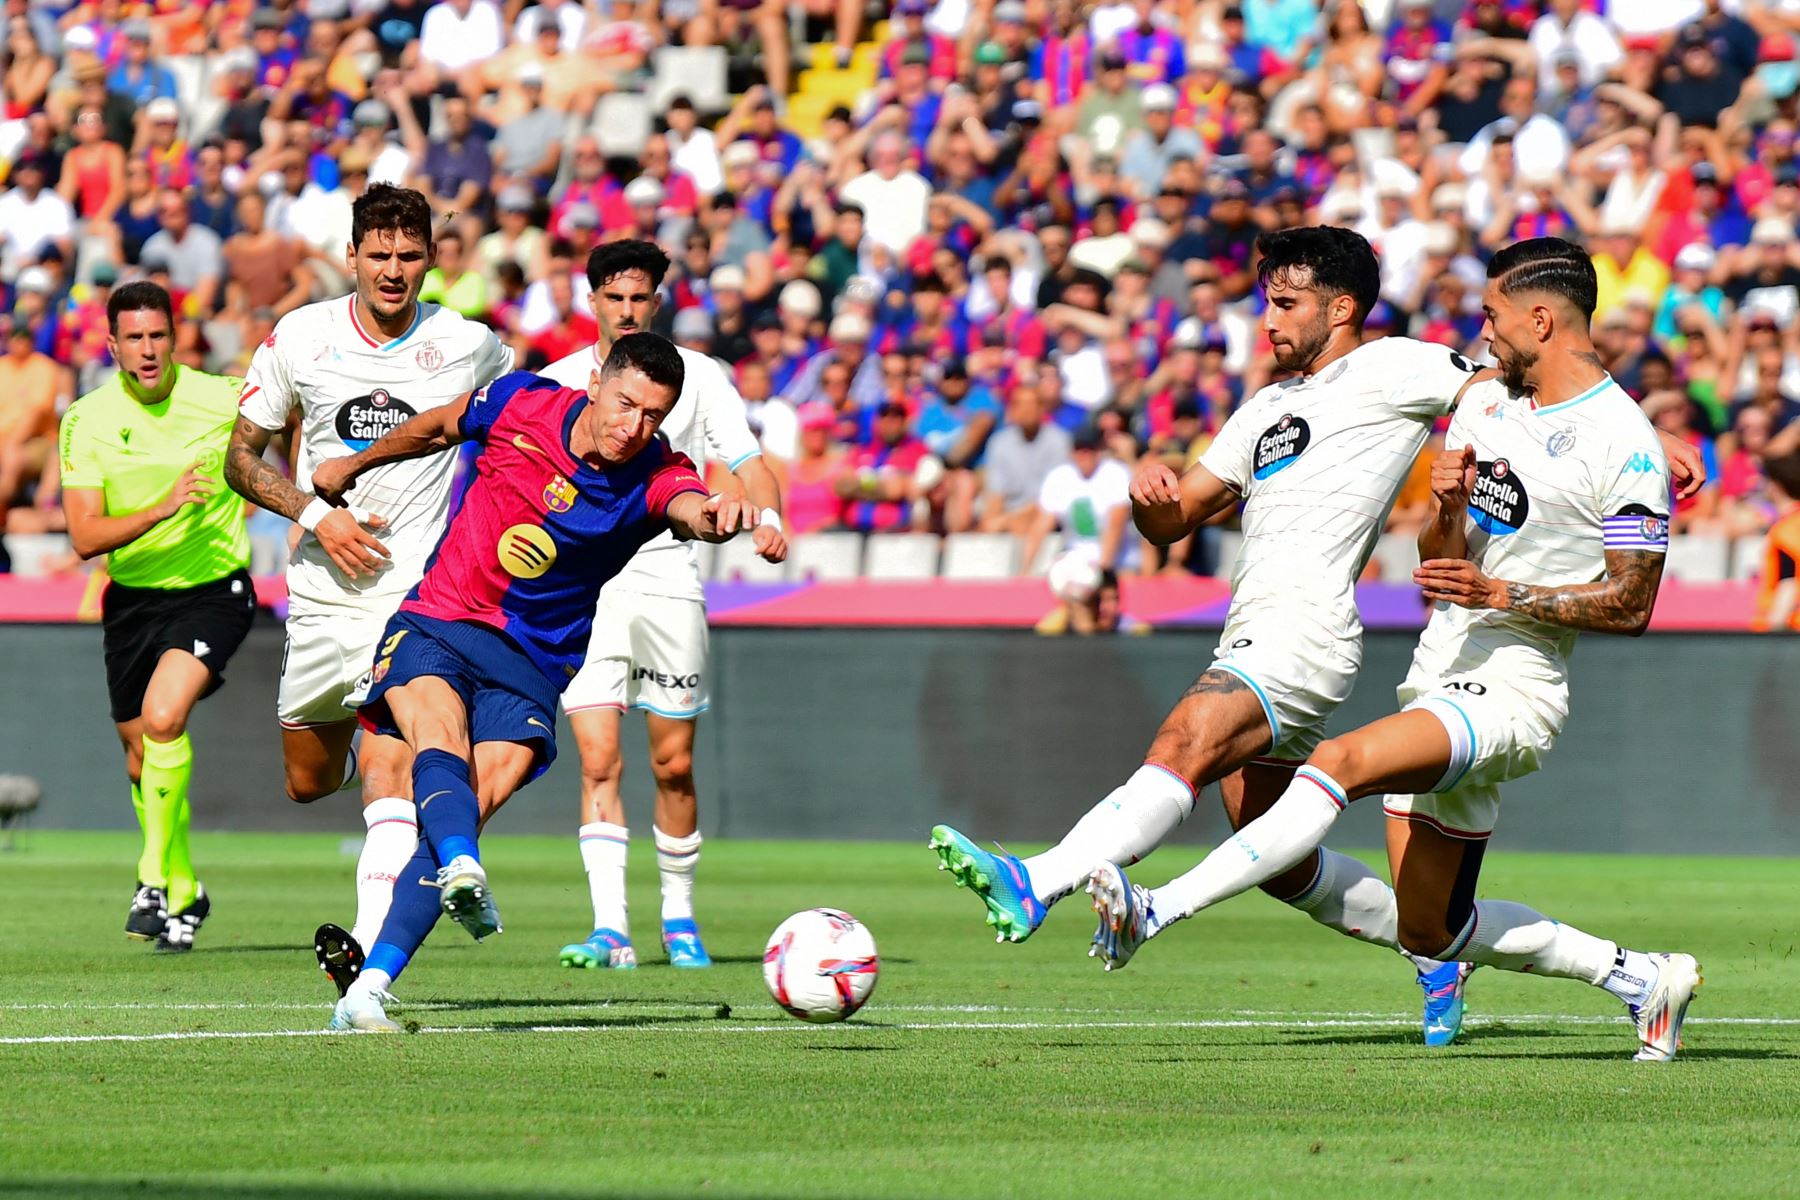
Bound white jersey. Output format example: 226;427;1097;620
1199;336;1481;643
1411;375;1671;686
240;296;513;607
541;342;761;601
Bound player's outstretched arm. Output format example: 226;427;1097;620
1414;547;1665;636
313;396;471;504
1131;460;1236;546
665;491;760;544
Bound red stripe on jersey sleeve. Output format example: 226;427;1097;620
644;451;708;518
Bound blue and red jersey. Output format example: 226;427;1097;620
400;372;707;688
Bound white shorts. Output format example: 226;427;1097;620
1208;616;1361;762
561;590;710;720
1382;664;1566;840
277;599;394;729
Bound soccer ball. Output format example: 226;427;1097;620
762;908;880;1023
1046;548;1104;603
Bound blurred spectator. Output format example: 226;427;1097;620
1034;424;1132;571
835;397;931;533
141;187;222;318
980;383;1072;567
420;228;487;319
783;401;849;536
917;358;1001;532
0;152;73;281
0;318;64;536
489;64;563;196
1752;454;1800;632
223;190;311;319
1036;567;1150;636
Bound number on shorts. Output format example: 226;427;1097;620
1444;680;1487;696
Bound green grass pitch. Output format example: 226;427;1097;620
2;832;1797;1199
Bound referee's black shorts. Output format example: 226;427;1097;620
101;569;258;723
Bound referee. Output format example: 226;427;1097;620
59;282;256;953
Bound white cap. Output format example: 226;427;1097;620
829;312;871;343
623;175;665;206
1753;217;1796;246
843;274;883;305
1422;221;1457;257
1142;84;1177;112
518;61;546;85
1188;40;1225;69
721;141;759;169
779;279;822;317
1674;242;1717;271
1431;182;1467;211
672;307;713;339
62;26;97;51
15;266;52;294
1129;217;1170;250
709;264;746;292
146;97;180;122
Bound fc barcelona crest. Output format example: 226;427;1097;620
543;474;576;513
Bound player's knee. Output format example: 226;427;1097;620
579;743;624;789
283;772;330;804
1306;738;1362;788
139;702;189;744
649;745;693;788
1145;726;1220;788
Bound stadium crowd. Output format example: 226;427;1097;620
2;0;1800;587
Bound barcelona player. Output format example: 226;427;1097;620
307;333;757;1032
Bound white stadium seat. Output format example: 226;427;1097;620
711;533;787;583
1025;532;1063;577
788;532;863;581
1;534;71;578
862;534;941;580
939;533;1020;579
1730;536;1764;582
1663;535;1730;583
648;45;729;115
590;92;652;158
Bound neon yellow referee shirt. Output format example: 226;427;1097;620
58;364;252;590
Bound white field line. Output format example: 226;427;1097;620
3;1012;1797;1047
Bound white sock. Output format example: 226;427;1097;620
346;966;392;1004
654;826;701;924
1022;764;1197;906
1444;899;1618;989
349;798;416;951
1600;947;1663;1009
1283;847;1442;972
578;821;630;936
1150;765;1346;925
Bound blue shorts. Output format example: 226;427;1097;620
358;611;560;779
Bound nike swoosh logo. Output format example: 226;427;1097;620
419;789;453;810
526;717;550;732
512;433;549;457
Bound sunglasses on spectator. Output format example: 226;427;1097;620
877;404;908;417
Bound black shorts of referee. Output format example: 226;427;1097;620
100;568;258;723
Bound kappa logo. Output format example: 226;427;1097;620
1624;451;1659;474
499;523;557;578
414;342;444;372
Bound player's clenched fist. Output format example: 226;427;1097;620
1130;461;1183;510
312;457;356;505
1431;445;1477;512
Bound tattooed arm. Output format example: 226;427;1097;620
225;416;309;521
226;414;392;579
1413;547;1665;636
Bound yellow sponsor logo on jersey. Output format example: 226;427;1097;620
543;474;576;514
499;523;557;579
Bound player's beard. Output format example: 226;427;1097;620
1271;310;1332;374
1497;340;1536;394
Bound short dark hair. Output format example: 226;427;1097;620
1766;453;1800;501
106;280;174;334
1487;237;1599;321
350;183;433;252
601;331;685;396
585;239;671;291
1255;226;1381;323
